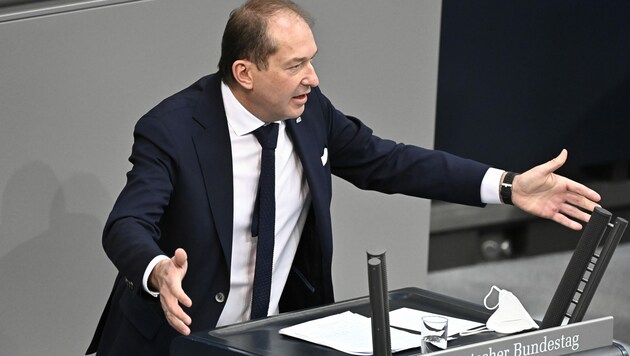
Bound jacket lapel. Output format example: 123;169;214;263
286;115;333;260
191;75;234;267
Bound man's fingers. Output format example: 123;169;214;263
568;182;601;204
164;307;192;335
161;288;193;335
174;287;193;308
560;202;591;224
173;248;188;268
163;267;193;308
542;149;568;174
552;212;583;231
168;318;191;336
565;190;601;213
168;303;192;326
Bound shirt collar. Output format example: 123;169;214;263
221;81;266;136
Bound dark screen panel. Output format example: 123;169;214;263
435;0;630;180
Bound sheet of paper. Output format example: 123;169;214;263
279;308;485;355
389;307;484;337
279;311;422;355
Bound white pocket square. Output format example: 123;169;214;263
321;147;328;166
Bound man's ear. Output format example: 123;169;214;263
232;60;254;90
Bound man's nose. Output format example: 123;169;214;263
302;62;319;87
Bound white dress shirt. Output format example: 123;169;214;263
215;82;311;326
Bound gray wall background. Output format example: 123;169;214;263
0;1;441;355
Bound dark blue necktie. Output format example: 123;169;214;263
250;123;279;320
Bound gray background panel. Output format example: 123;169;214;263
0;1;439;354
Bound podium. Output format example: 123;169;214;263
170;287;626;355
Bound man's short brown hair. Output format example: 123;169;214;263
218;0;314;85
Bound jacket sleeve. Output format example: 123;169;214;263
312;88;491;206
102;114;177;292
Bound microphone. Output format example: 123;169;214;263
367;248;392;356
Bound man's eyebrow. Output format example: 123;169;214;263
287;51;318;65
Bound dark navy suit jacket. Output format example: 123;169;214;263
87;73;490;355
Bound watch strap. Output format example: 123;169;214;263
500;171;518;205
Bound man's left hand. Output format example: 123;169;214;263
511;149;601;230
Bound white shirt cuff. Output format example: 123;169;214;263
480;168;505;204
142;255;170;297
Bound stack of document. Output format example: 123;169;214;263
279;307;484;355
279;311;421;355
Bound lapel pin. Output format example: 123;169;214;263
296;117;302;124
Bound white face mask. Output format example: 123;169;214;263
462;285;539;335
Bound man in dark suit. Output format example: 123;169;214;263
87;0;601;355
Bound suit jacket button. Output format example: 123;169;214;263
215;292;225;303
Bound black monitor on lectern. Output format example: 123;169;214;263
542;207;627;328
